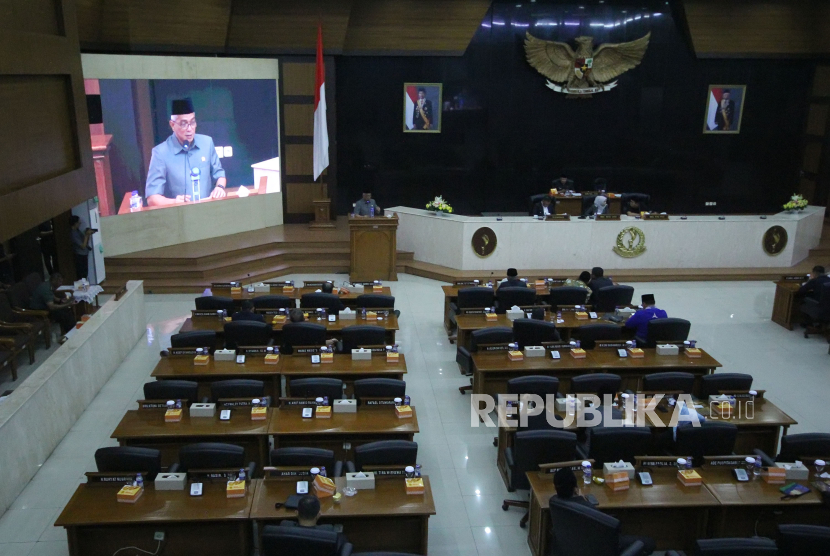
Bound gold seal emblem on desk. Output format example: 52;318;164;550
762;225;787;255
471;227;497;258
613;226;646;258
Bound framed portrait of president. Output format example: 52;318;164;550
404;83;442;133
703;85;746;134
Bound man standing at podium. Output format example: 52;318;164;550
145;98;227;207
354;190;381;217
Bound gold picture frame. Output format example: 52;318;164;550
703;85;746;134
404;83;442;133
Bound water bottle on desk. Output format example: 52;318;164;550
129;190;142;212
238;468;246;482
581;462;592;485
369;204;375;217
135;473;144;489
190;168;201;203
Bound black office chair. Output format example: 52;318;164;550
570;373;622;398
300;293;343;315
641;372;696;394
495;287;537;314
672;421;738;466
549;496;651;556
579;427;654;466
261;524;352;556
355;294;395;310
777;524;830;555
223;321;272;350
699;373;753;398
210;379;265;402
508;375;560;400
348;440;418;472
692;538;778;555
581;194;598;217
143;380;199;404
171;442;254;477
270;447;343;477
170;330;217;350
195;296;235;313
353;378;406;399
528;193;547;216
548;286;590;308
450;287;495;316
502;430;579;527
282;322;327;353
456;326;514;394
252;295;293;310
636;318;691;348
801;282;830;337
755;432;830;466
340;325;386;352
594;285;635;313
578;324;622;349
289;378;344;401
95;447;162;480
513;318;560;348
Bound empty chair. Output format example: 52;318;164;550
95;446;162;480
456;326;513;394
755;432;830;466
693;538;778;555
195;296;235;313
452;287;495;313
495;287;537;313
251;295;293;310
777;524;830;555
507;375;560;401
699;373;753;398
340;325;386;352
0;292;50;349
170;330;217;349
210;379;265;402
353;378;406;399
642;371;696;394
636;318;691;348
570;373;622;398
224;320;272;350
173;442;249;473
549;496;652;556
289;378;344;401
355;294;395;309
513;318;560;348
261;524;352;556
548;286;590;308
143;380;199;403
350;440;417;472
300;293;343;315
503;430;579;527
577;324;622;349
594;285;635;313
282;322;327;352
270;447;342;477
579;427;653;466
673;421;738;466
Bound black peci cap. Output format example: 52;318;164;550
507;268;518;277
171;98;195;116
641;294;655;305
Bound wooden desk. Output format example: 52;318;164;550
251;476;435;555
112;410;270;474
151;355;282;403
771;280;802;330
527;467;717;555
349;215;398;282
550;192;622;216
471;348;720;398
210;285;393;308
281;353;407;398
269;406;419;461
55;481;254;556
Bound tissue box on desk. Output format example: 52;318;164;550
775;462;810;480
333;399;357;413
190;403;216;418
346;472;376;490
340;309;356;320
253;283;270;293
603;461;636;480
506;308;524;321
154;473;186;491
214;349;236;361
656;344;679;356
352;348;372;361
524;346;545;358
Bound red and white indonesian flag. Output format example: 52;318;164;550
706;88;724;131
313;24;329;181
404;85;419;130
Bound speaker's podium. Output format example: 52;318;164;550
349;215;398;282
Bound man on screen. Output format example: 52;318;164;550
145;98;227;207
412;88;433;130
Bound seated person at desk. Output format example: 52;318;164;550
564;271;592;303
626;197;647;217
499;268;527;289
584;195;608;217
533;195;554;217
551;467;595;508
624;294;667;339
321;282;347;311
553;174;574;191
31;273;75;335
587;267;613;303
289;308;306;323
280;495;348;551
232;300;265;323
796;265;830;301
353;190;381;217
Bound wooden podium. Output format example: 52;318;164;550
349;215;398;281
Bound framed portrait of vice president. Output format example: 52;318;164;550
404;83;442;133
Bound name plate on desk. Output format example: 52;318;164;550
480;344;510;352
454;280;481;286
193;310;222;317
545;214;571;221
596;214;621;221
265;467;312;478
362;398;398;406
237;346;272;355
459;308;486;315
217;398;259;408
642;213;669;220
540;459;593;473
635;456;692;468
169;348;199;356
85;472;143;485
280;398;321;407
541;342;574;351
782;275;808;282
295;346;322;355
211;282;239;288
188;470;241;482
138;400;171;410
705;456;754;467
595;341;630;349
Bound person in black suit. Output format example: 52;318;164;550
550;467;595;508
626;197;647;217
231;300;265;323
412;88;434;130
533;195;553;218
796;265;830;301
322;281;347;311
500;268;527;289
587;267;613;304
553;174;574;191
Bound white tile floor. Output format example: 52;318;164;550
1;274;828;555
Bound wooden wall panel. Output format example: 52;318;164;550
803;143;822;174
285;144;314;175
806;104;828;137
282;63;316;96
283;104;313;136
0;0;63;35
285;182;320;214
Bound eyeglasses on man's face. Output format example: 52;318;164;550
173;119;197;129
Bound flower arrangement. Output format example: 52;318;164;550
783;194;808;212
426;195;453;214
